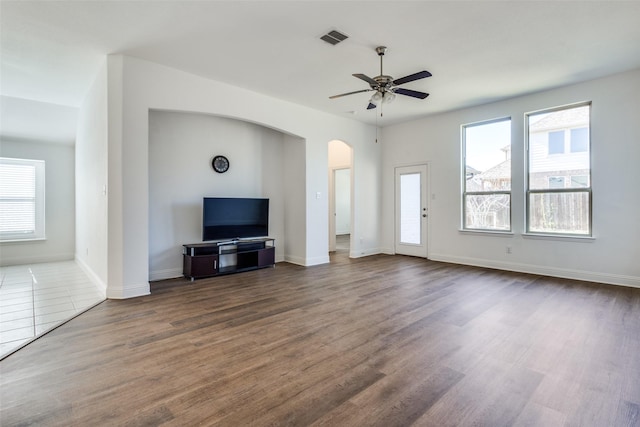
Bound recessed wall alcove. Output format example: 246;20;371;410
148;110;304;281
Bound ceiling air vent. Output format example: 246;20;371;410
321;30;348;45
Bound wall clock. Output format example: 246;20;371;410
211;155;229;173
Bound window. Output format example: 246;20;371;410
570;127;589;152
570;175;589;188
0;157;45;241
548;176;565;189
548;131;565;154
526;103;591;235
462;118;511;231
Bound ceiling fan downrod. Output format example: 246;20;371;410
376;46;387;76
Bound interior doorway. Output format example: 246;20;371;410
328;140;353;255
333;168;351;252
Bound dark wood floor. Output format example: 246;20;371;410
1;253;639;426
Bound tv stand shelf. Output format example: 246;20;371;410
183;238;275;280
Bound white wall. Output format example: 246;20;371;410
103;55;379;298
282;135;306;265
0;139;75;265
148;110;289;280
381;69;640;287
75;60;109;291
351;137;382;258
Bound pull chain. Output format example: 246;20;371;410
375;108;379;143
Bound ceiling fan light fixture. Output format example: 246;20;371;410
383;92;396;104
371;91;383;102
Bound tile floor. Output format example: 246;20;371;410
0;261;105;359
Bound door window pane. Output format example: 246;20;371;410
400;173;421;244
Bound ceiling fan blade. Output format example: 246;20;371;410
367;102;377;110
353;73;378;86
394;88;430;99
329;89;373;99
393;70;432;86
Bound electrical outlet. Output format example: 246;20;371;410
506;246;512;254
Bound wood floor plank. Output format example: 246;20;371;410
1;253;639;426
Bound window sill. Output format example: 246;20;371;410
0;237;46;244
459;229;514;237
522;233;594;243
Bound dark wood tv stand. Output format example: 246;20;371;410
183;238;275;280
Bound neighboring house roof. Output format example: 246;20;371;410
466;165;481;176
530;105;589;132
478;159;510;181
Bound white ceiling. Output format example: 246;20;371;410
2;1;640;144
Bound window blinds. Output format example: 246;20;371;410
0;157;45;239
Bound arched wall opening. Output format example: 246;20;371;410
148;109;303;280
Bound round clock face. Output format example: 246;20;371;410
212;155;229;173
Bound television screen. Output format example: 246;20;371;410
203;197;269;241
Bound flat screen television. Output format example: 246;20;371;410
203;197;269;241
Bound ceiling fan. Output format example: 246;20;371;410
329;46;431;110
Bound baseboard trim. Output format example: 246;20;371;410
149;267;183;282
428;253;640;289
106;283;150;300
284;254;330;267
305;255;330;266
349;247;382;258
0;252;74;267
74;256;107;296
283;254;306;266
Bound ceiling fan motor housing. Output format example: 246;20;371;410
372;76;394;91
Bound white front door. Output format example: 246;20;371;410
395;165;428;257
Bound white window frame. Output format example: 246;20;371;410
0;157;46;242
462;117;512;232
525;102;592;236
